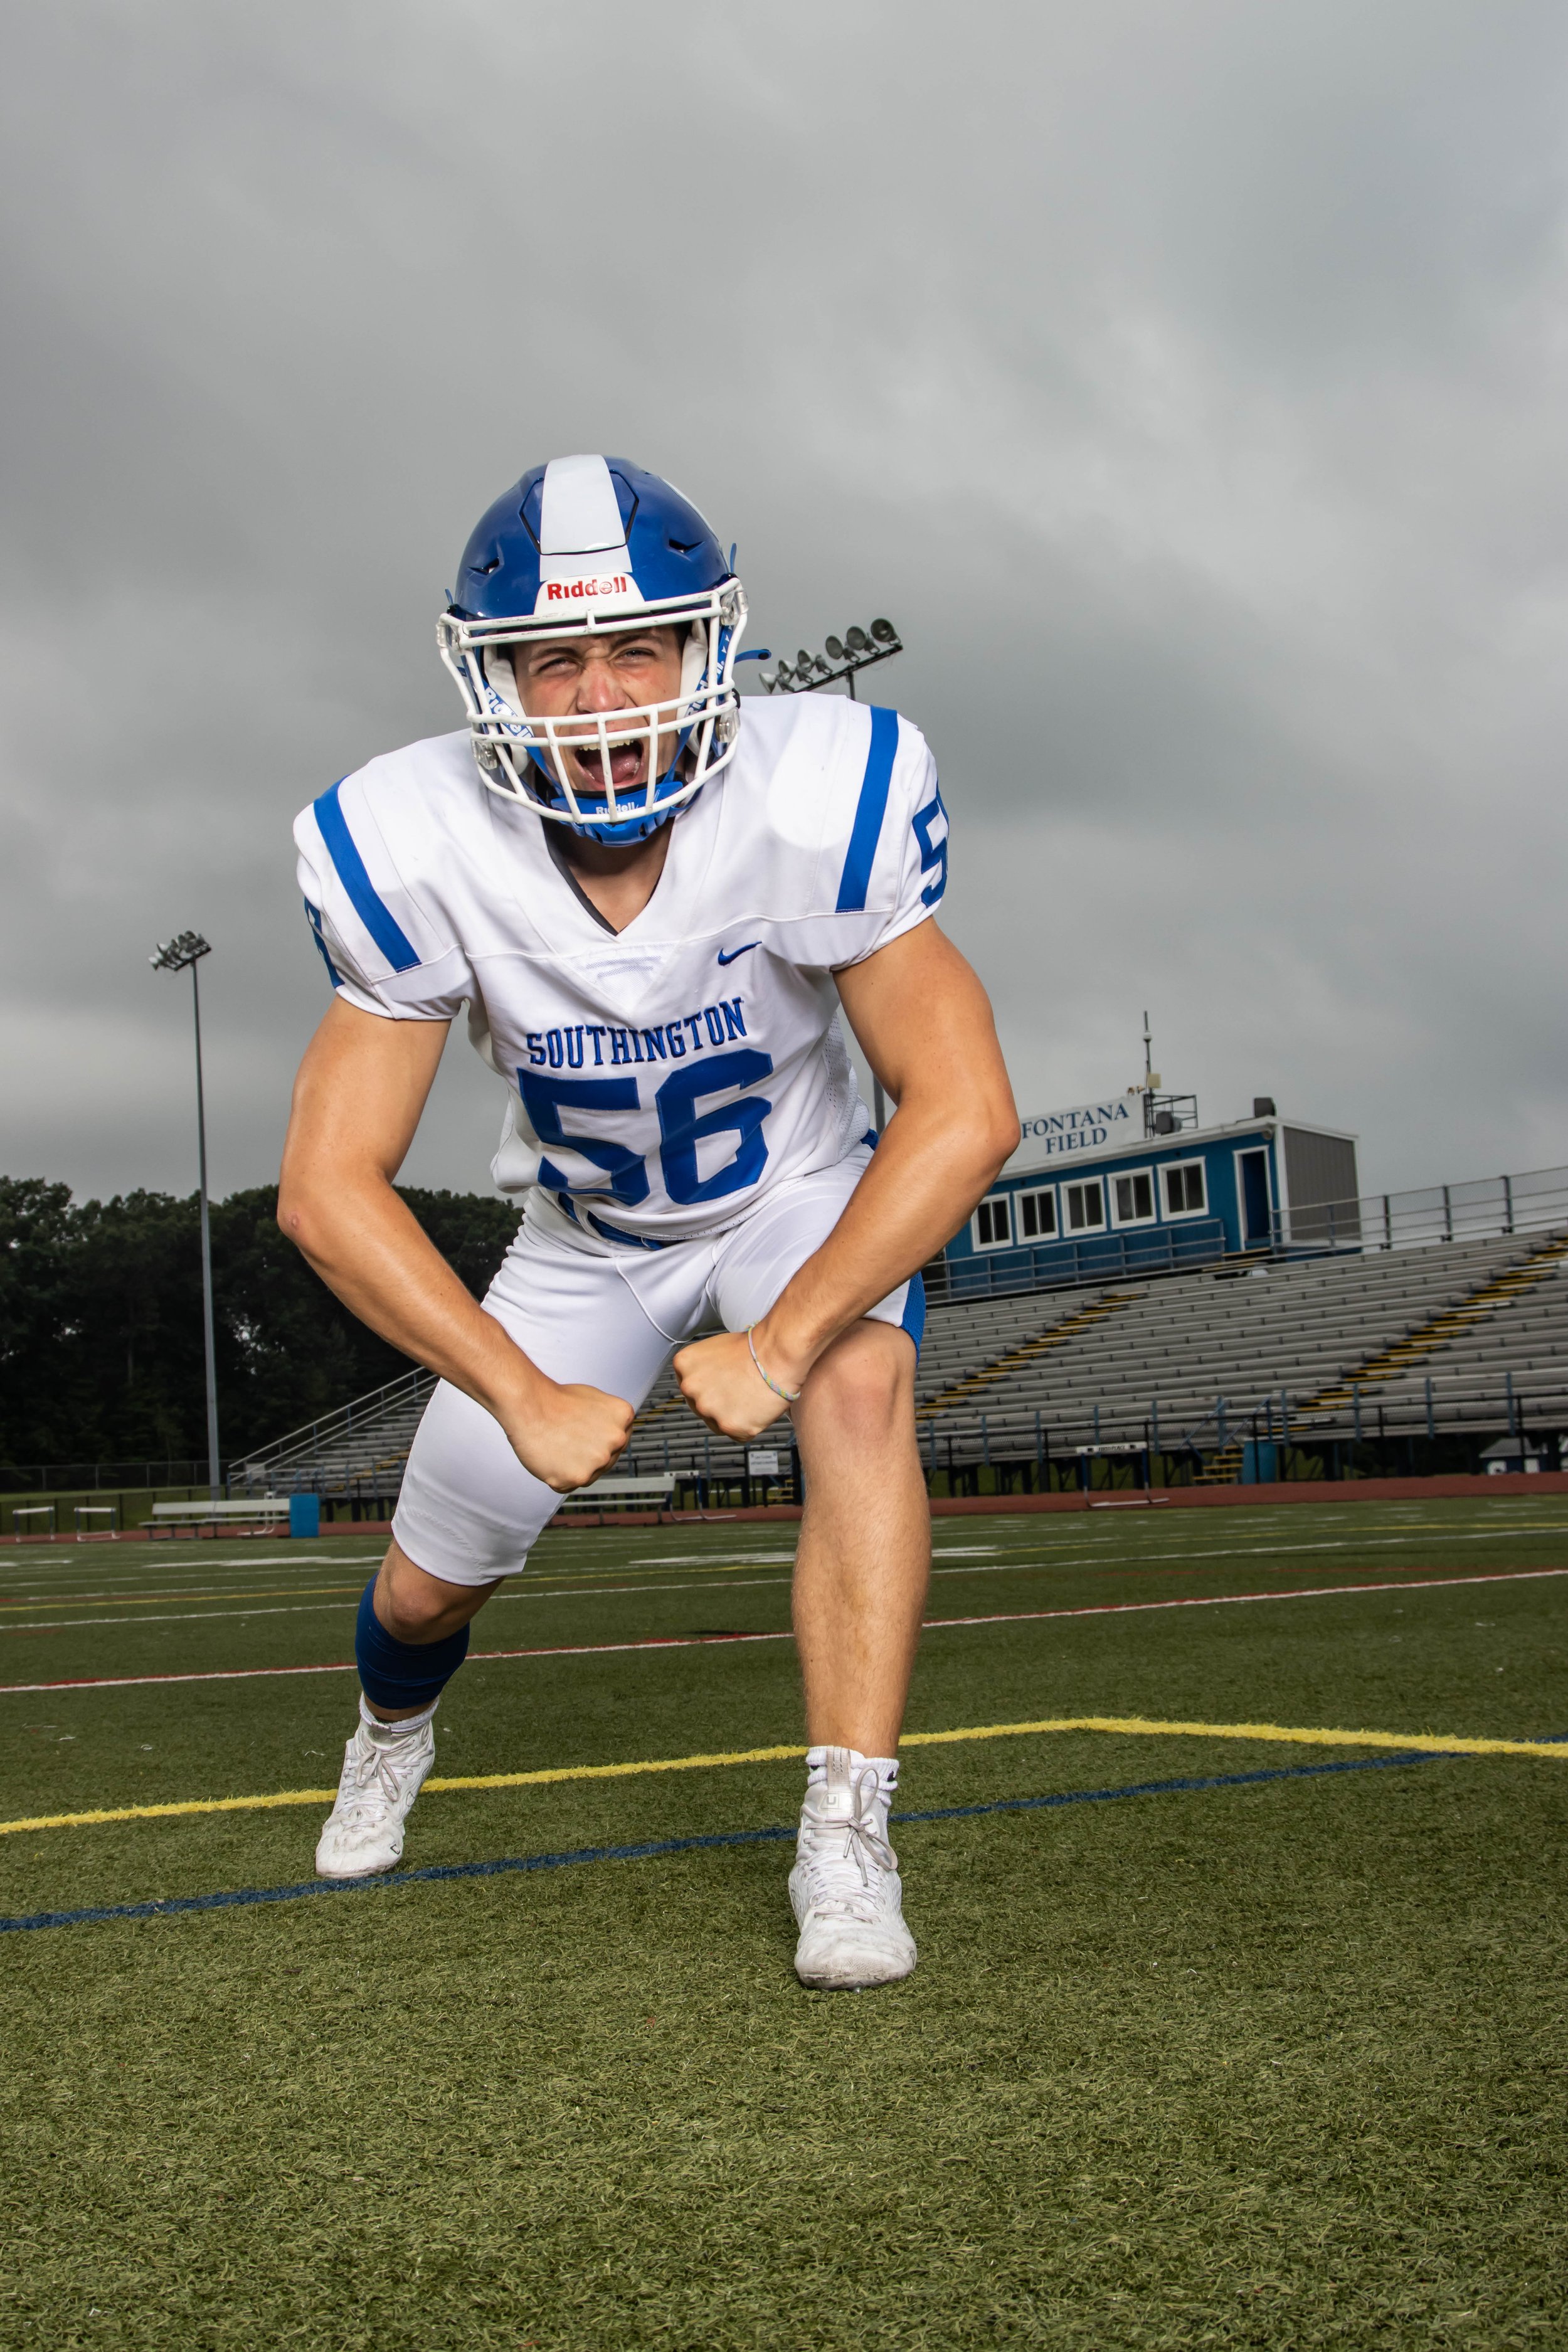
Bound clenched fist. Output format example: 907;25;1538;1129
504;1381;637;1493
674;1329;796;1441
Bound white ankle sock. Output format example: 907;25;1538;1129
805;1745;899;1817
359;1695;437;1740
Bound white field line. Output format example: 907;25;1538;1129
8;1515;1567;1607
3;1515;1568;1628
0;1601;366;1632
637;1552;797;1566
0;1552;780;1609
0;1574;799;1633
0;1555;368;1599
0;1551;374;1579
945;1525;1568;1562
0;1576;363;1609
11;1507;1562;1595
2;1565;1565;1695
7;1505;1559;1578
0;1571;366;1606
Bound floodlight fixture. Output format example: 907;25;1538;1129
760;616;903;700
150;930;212;973
151;928;220;1498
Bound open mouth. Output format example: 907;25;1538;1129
555;729;650;800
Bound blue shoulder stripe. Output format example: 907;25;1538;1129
312;781;419;974
835;704;899;914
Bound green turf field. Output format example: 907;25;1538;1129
1;1497;1565;2348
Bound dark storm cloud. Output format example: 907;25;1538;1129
2;0;1565;1202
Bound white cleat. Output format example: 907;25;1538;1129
314;1717;435;1879
790;1748;918;1991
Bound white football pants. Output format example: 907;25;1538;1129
392;1150;922;1585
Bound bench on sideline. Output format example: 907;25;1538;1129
149;1498;290;1538
556;1475;677;1522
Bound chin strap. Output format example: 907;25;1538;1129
534;742;695;842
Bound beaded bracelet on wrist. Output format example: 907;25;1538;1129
746;1325;802;1404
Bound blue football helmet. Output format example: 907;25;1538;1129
437;455;747;844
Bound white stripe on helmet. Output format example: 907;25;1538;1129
538;453;627;555
534;453;640;607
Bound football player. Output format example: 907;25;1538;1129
279;455;1019;1988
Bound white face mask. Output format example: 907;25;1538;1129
438;583;747;837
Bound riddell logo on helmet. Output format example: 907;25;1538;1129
544;575;631;602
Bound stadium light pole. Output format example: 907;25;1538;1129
150;931;221;1500
760;620;904;1128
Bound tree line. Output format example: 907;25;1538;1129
0;1176;520;1471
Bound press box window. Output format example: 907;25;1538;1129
1064;1179;1106;1232
1019;1189;1057;1239
1162;1162;1207;1216
973;1194;1014;1249
1112;1171;1156;1226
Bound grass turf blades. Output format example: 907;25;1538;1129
0;1749;1448;1933
1;1495;1564;2347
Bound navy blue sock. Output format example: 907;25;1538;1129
355;1578;470;1712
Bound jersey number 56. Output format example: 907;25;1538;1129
521;1049;773;1209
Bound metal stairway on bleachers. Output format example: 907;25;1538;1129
914;1290;1142;1424
1298;1228;1568;1413
1190;1228;1568;1484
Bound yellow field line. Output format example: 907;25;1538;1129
0;1745;807;1834
899;1715;1568;1761
3;1714;1563;1838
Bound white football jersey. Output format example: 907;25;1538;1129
294;694;950;1244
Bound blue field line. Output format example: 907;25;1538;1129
894;1747;1449;1825
0;1749;1453;1936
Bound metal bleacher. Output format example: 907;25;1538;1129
236;1164;1568;1502
905;1223;1568;1480
235;1369;437;1510
622;1223;1568;1485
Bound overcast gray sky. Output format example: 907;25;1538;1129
3;1;1565;1206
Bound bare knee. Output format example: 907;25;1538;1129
798;1325;913;1450
374;1542;499;1643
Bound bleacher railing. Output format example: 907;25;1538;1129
232;1366;437;1494
923;1217;1228;1303
918;1364;1568;1462
1273;1164;1568;1256
924;1163;1568;1306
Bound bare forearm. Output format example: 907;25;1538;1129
279;1171;537;1419
751;923;1018;1387
758;1094;1013;1377
278;1000;633;1492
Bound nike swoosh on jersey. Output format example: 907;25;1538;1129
716;941;761;965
